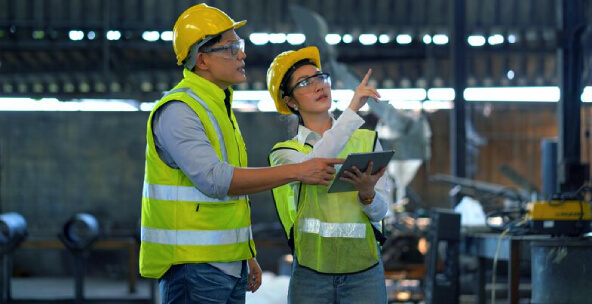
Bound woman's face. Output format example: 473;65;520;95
285;64;332;114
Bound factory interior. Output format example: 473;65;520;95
2;0;592;303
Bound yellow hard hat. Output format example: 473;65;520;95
173;3;247;65
266;46;321;114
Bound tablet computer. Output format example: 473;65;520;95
327;150;395;193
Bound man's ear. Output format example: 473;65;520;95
195;53;209;71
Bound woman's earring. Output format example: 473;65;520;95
294;105;299;111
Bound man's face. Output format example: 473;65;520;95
200;30;247;88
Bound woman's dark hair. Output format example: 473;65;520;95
279;59;316;130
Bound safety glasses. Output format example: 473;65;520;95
200;39;245;59
285;73;331;96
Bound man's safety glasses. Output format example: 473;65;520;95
201;39;245;59
285;73;331;96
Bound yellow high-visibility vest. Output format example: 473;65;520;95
140;69;255;279
270;129;379;273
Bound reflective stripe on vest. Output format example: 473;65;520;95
143;181;246;203
163;88;228;163
141;226;251;246
270;129;380;274
298;218;366;238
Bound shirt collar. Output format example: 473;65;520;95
295;115;336;146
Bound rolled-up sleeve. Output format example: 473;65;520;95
153;101;234;198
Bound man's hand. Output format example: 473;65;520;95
297;158;344;185
247;258;262;293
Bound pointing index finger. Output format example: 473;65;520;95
360;68;372;87
323;158;345;165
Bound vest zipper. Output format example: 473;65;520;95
195;204;200;212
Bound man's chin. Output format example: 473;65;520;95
235;76;247;84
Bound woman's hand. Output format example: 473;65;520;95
247;258;262;292
348;68;381;112
339;161;386;203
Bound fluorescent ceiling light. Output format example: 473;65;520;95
3;87;590;112
378;89;426;101
488;34;504;45
386;100;453;111
142;31;160;42
582;86;592;103
432;34;449;45
467;35;486;47
249;33;269;45
428;88;455;101
396;34;412;44
287;33;306;45
507;34;518;44
359;34;378;45
160;31;173;41
0;98;138;111
378;34;390;44
69;30;84;41
332;89;355;111
106;30;121;41
269;33;286;44
325;34;341;45
464;86;560;102
342;34;353;44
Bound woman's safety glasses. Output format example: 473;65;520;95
285;73;331;96
201;39;245;59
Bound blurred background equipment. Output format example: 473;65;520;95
530;239;592;304
60;213;100;252
0;212;27;303
424;209;461;304
0;213;28;254
526;189;592;236
59;213;101;304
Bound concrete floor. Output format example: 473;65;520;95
8;276;157;303
5;275;530;304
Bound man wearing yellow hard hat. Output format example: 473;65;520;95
267;46;389;303
139;4;343;303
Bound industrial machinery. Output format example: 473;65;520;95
526;190;592;236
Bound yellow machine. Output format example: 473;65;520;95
526;200;592;235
